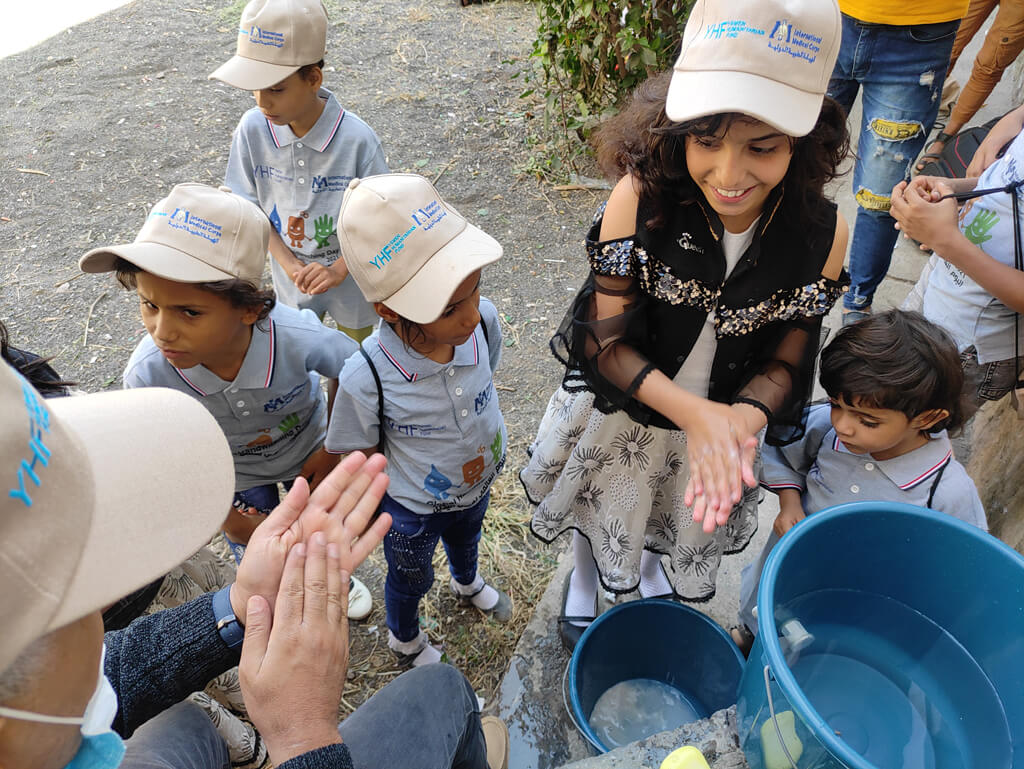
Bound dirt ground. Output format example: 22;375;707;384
0;0;606;710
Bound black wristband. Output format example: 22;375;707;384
733;397;772;423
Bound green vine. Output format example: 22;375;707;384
522;0;694;174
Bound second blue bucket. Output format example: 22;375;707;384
568;598;745;753
737;502;1024;769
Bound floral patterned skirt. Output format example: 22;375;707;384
520;386;760;601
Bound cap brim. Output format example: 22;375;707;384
46;387;234;632
209;55;301;91
383;223;502;324
80;242;237;283
665;70;823;137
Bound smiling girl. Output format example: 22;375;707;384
520;0;852;649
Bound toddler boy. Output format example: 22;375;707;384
211;0;388;341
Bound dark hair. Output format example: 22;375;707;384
819;310;968;435
0;320;74;396
592;70;850;230
113;258;276;322
297;59;325;81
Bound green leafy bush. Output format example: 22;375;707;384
526;0;694;150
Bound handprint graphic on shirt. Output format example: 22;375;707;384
313;214;334;249
964;209;999;246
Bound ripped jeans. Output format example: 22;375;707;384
828;13;960;310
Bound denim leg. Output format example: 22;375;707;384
119;702;229;769
834;18;959;309
441;492;490;585
826;14;863;115
383;495;444;642
338;664;487;769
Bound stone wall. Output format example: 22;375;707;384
968;398;1024;554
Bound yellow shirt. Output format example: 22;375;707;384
839;0;968;25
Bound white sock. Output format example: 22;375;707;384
639;550;673;598
452;574;499;611
566;532;598;628
388;629;443;666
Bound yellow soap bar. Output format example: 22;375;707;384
659;745;710;769
760;709;804;769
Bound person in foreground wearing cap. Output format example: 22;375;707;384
325;174;513;672
0;361;509;769
211;0;388;346
79;182;374;619
520;0;851;649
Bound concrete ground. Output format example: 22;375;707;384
495;16;1022;769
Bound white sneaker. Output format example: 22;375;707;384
348;576;373;621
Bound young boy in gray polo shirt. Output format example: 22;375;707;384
211;0;388;342
78;182;373;619
327;174;513;666
733;311;986;652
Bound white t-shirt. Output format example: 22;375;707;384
673;218;757;394
923;131;1024;364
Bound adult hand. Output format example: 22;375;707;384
299;447;341;491
890;178;960;253
240;534;348;765
294;262;344;295
681;401;760;533
230;451;392;623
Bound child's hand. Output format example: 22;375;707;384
681;402;759;533
773;503;806;536
300;447;341;491
293;262;344;295
890;179;960;253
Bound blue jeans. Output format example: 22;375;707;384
338;664;487;769
828;14;960;309
383;492;490;641
120;702;229;769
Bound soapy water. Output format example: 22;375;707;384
588;678;704;749
778;589;1011;769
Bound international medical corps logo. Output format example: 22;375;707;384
367;200;447;270
8;378;52;508
239;24;285;49
767;18;821;63
150;208;223;245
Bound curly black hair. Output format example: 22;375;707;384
592;70;850;231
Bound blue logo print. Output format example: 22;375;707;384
9;378;52;507
241;25;285;49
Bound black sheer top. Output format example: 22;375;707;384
552;188;848;445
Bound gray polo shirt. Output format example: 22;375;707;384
761;404;987;529
224;87;388;329
123;303;357;491
326;298;506;515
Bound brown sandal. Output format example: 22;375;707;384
914;130;953;175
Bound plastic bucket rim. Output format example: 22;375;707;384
568;597;746;753
755;500;1024;769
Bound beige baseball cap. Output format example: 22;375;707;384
339;174;502;324
666;0;841;137
79;183;269;286
0;362;234;673
209;0;328;91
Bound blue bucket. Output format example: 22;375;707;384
737;502;1024;769
568;598;745;753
